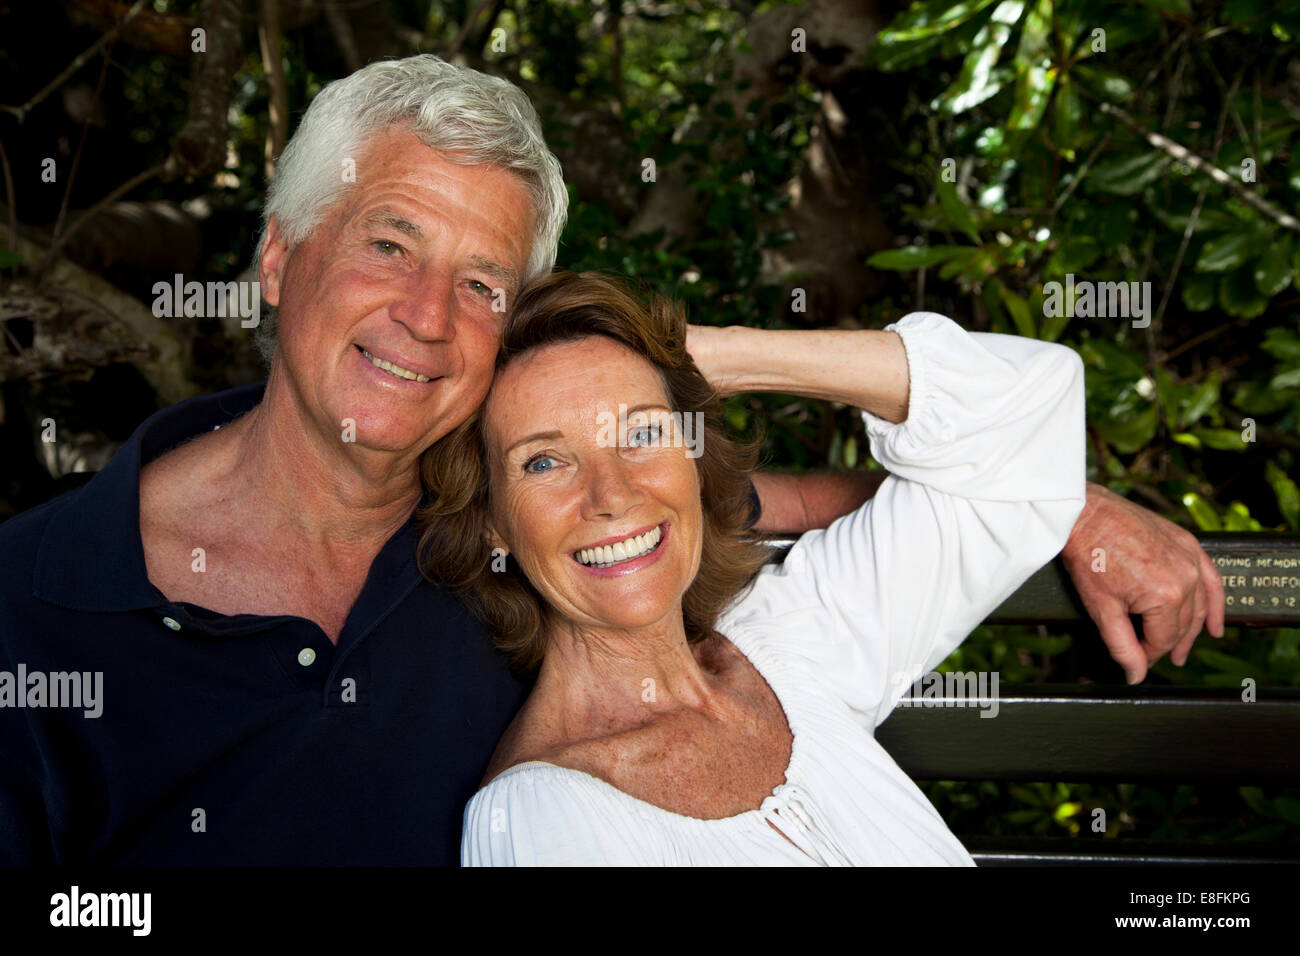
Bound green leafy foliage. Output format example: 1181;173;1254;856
865;0;1300;844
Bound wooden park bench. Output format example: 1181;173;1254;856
768;531;1300;865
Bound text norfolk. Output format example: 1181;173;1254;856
0;664;103;718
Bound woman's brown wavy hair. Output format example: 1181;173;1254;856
415;270;772;673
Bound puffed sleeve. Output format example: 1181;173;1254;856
720;311;1086;730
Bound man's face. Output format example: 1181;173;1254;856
260;126;536;460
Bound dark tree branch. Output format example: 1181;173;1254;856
259;0;290;180
448;0;497;57
324;0;363;74
0;139;15;254
1099;102;1300;231
0;0;147;122
471;0;507;54
1151;69;1243;333
609;0;624;101
48;16;120;264
2;223;199;403
41;163;168;272
172;0;245;180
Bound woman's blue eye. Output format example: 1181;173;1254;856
523;454;556;474
628;424;662;447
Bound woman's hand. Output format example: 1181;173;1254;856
685;323;911;424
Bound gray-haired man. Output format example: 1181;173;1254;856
1;56;562;865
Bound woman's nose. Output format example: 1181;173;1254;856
579;456;645;520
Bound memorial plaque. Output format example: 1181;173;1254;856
984;532;1300;626
762;531;1300;625
1206;535;1300;625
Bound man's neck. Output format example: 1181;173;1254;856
144;373;424;569
224;373;424;550
137;375;431;644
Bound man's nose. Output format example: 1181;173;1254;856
579;454;645;521
389;268;456;341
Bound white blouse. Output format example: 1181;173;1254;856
461;311;1087;866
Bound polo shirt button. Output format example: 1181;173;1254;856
297;647;317;667
162;616;181;631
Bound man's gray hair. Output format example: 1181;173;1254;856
251;54;567;364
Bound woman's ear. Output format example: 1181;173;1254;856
485;523;508;556
485;524;512;574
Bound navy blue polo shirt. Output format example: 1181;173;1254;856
0;382;531;865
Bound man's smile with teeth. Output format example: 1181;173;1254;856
359;346;433;383
574;524;663;568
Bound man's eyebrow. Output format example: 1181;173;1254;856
359;212;518;287
470;255;520;289
362;210;423;239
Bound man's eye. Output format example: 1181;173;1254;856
372;239;403;256
468;280;493;296
627;424;663;447
523;453;557;474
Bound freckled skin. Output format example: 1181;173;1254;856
480;338;794;820
483;337;704;633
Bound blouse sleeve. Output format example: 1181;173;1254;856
721;311;1086;730
461;766;646;866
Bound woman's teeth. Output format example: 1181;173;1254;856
575;525;662;568
361;348;432;383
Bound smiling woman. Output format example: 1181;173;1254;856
417;269;1087;866
417;271;771;673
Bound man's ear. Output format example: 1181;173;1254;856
259;216;289;307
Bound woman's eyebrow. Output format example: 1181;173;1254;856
505;430;562;454
502;405;672;455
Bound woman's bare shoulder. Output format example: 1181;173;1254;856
478;691;573;786
481;633;763;788
478;689;655;791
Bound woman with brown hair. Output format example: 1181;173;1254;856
419;270;1085;865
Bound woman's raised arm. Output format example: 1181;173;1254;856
707;312;1086;729
686;324;912;424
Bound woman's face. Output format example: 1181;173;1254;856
482;335;703;634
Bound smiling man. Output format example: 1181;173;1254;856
0;54;1223;866
138;135;536;645
0;56;562;865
